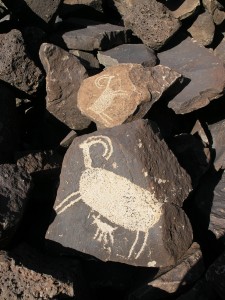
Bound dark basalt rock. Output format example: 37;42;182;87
0;164;32;246
0;29;44;95
46;119;192;267
39;42;91;130
158;37;225;114
115;0;180;50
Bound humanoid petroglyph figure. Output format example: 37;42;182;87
55;135;162;259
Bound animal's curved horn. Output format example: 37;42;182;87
79;135;113;168
95;75;115;89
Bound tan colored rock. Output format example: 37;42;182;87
188;11;215;46
77;63;181;128
172;0;200;20
202;0;218;14
213;8;225;24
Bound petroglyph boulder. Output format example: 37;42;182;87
39;43;91;130
115;0;180;50
158;37;225;114
46;119;193;267
77;63;182;128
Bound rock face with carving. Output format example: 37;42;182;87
77;64;182;128
46;119;193;267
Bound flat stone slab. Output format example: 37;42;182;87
97;44;157;68
46;119;192;267
39;43;91;130
0;29;43;95
158;37;225;114
128;242;204;299
78;63;182;128
115;0;180;50
169;0;200;20
214;36;225;63
61;23;132;51
0;164;32;246
209;120;225;170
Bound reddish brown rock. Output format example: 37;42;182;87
0;29;43;95
128;243;204;299
78;63;182;128
187;11;215;46
158;37;225;114
115;0;180;50
39;43;91;130
46;119;192;267
169;0;200;20
214;37;225;63
0;165;32;246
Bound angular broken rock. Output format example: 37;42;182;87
0;29;44;95
115;0;180;50
78;63;182;128
46;119;192;267
158;36;225;114
97;44;157;68
70;49;100;70
0;245;78;299
63;0;103;12
209;120;225;170
39;43;91;130
208;170;225;240
187;11;215;46
4;0;62;25
214;36;225;63
16;150;63;176
0;165;32;246
128;242;204;299
165;0;200;20
61;23;132;51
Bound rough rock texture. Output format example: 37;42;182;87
0;29;44;95
128;243;204;299
78;63;182;128
0;164;32;246
16;150;63;175
115;0;180;50
0;244;78;300
208;170;225;240
0;83;17;163
188;11;215;46
209;120;225;170
46;119;192;267
39;43;91;130
203;0;225;24
206;251;225;299
97;44;157;68
158;37;225;114
61;23;132;51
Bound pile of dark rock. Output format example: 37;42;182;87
1;0;225;299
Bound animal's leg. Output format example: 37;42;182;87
55;191;80;211
55;192;82;215
135;232;149;259
128;231;140;259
